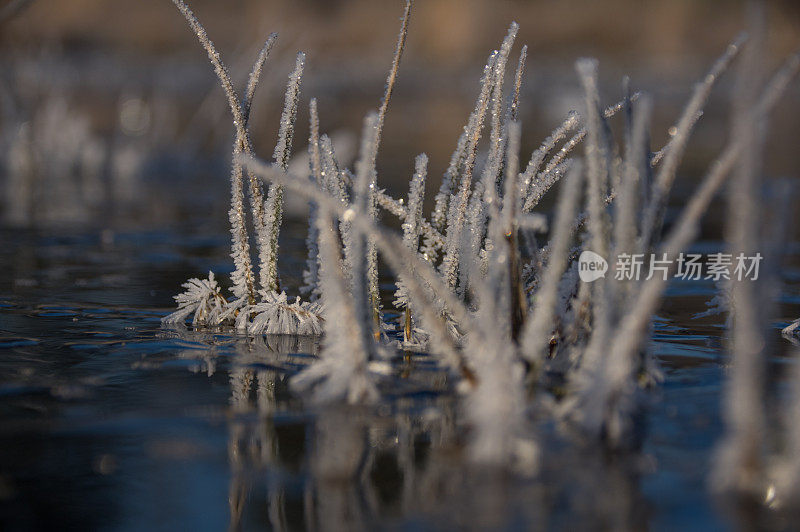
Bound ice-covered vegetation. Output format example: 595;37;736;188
164;0;800;498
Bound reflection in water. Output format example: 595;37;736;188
308;409;370;531
174;330;651;530
4;224;795;529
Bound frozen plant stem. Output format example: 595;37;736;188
375;0;413;158
510;45;527;122
604;51;800;441
640;34;746;249
240;154;477;381
521;95;633;213
291;204;376;403
441;52;497;292
351;113;381;351
170;0;274;305
366;0;414;330
520;162;583;365
615;95;652;262
501;121;527;339
261;52;306;293
398;154;428;342
713;13;769;498
432;49;497;237
302;98;323;300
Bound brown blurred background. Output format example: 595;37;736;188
1;0;798;225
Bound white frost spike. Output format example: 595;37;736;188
519;111;578;205
319;135;347;202
712;17;769;498
473;121;519;346
395;154;428;310
521;96;632;213
291;206;378;404
464;23;519;291
466;243;530;467
357;0;413;325
169;0;243;133
374;0;412;161
510;44;527;122
229;35;276;302
301;99;323;300
260;52;306;293
432;50;498;234
404;154;428;252
484;22;519;184
441;52;497;292
522;160;573;213
576;58;611;261
247;291;324;336
641;34;746;249
349;113;381;345
784;319;800;339
227;183;254;302
163;272;226;327
462;180;487;293
243;34;278;125
170;0;278;304
615;95;652;260
520;162;583;364
273;52;306;170
519;111;577;206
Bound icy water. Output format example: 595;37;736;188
0;222;798;532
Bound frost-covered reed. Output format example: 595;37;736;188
710;7;800;508
164;0;322;333
164;0;800;479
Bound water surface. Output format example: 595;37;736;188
0;224;797;531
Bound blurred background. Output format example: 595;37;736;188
1;0;799;228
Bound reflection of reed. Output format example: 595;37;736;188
227;330;322;531
228;362;287;531
173;327;648;528
307;408;369;531
227;420;249;532
227;367;253;532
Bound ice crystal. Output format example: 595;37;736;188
246;291;324;336
162;272;226;327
